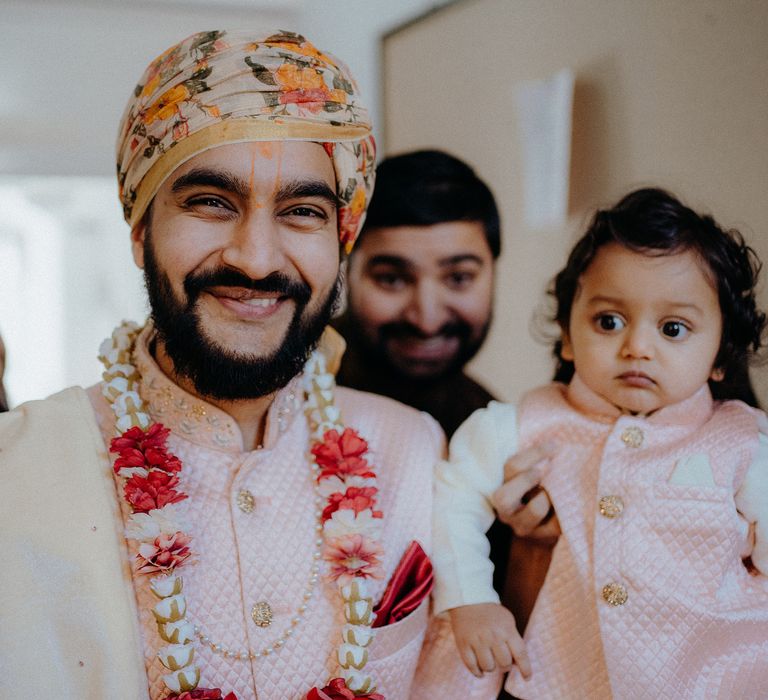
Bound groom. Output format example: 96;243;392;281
0;30;500;699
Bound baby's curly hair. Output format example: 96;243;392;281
551;187;767;406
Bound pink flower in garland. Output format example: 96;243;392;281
306;678;384;700
322;487;382;523
312;428;375;480
124;470;187;513
324;533;383;585
136;531;192;574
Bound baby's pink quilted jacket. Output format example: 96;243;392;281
507;377;768;699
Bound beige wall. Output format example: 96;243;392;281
383;0;768;404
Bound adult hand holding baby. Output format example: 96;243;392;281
491;443;561;541
491;443;560;647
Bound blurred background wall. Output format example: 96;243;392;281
1;0;766;407
383;0;768;404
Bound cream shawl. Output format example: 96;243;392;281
0;387;147;697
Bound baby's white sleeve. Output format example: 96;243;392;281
432;401;519;614
735;421;768;576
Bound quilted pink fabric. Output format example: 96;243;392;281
506;377;768;699
89;327;500;700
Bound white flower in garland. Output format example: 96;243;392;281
125;504;192;540
324;508;383;540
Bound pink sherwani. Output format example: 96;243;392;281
0;326;499;699
434;374;768;699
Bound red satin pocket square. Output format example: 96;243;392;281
372;540;433;628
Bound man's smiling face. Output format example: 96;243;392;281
131;140;342;399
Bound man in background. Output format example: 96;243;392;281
334;149;498;439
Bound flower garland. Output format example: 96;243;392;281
99;322;385;699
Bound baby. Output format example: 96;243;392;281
434;188;768;697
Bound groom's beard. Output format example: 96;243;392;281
143;233;341;400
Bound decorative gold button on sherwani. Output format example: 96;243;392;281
599;495;625;518
620;426;644;448
602;582;628;606
237;489;256;514
251;601;273;627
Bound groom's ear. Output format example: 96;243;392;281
131;223;146;269
131;206;152;269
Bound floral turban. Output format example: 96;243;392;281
116;30;376;252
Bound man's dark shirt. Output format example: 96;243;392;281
332;313;512;595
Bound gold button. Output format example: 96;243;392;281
620;426;644;448
602;582;628;606
599;495;624;518
251;601;273;627
236;489;256;514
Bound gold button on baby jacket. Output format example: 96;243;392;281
602;582;628;606
620;426;644;448
599;495;625;518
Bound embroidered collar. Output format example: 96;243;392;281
132;324;304;452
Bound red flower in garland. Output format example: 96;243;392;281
114;448;182;474
111;423;182;474
112;447;150;472
306;678;383;700
322;487;382;523
166;689;238;700
312;428;375;480
136;532;192;574
124;470;187;513
111;423;170;452
146;447;182;472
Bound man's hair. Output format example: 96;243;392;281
551;187;767;405
358;150;501;258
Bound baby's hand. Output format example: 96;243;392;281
448;602;531;679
